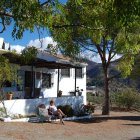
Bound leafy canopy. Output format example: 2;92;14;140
51;0;140;77
0;0;63;39
0;55;19;88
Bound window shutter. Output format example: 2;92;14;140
70;69;72;77
73;68;75;79
82;68;84;78
51;74;54;87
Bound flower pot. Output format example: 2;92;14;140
6;94;13;100
57;90;62;97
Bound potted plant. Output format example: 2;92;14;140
6;91;13;100
78;89;83;96
57;90;62;97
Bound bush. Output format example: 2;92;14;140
111;88;140;110
57;105;74;117
0;107;6;117
74;104;86;116
87;92;104;105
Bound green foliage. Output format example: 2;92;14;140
117;55;135;77
21;46;38;64
87;92;104;105
7;91;13;94
51;0;140;75
0;107;5;112
0;107;6;117
57;105;74;117
51;0;140;115
0;56;11;86
111;88;140;110
0;0;62;39
130;54;140;81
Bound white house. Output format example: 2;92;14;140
18;50;87;104
0;43;87;116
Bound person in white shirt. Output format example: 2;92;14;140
49;100;67;124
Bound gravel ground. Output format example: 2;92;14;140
0;110;140;140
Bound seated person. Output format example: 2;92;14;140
49;100;67;124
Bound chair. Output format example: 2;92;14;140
38;107;51;122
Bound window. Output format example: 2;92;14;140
61;69;70;77
42;73;51;88
76;68;83;78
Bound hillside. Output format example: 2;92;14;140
86;60;138;89
86;60;102;78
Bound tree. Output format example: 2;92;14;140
0;55;19;116
20;46;38;64
50;0;140;114
0;0;63;39
130;54;140;82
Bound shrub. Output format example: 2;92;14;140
73;104;86;116
111;88;140;110
57;105;74;117
0;107;6;117
87;92;104;105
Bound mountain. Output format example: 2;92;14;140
86;60;104;86
86;60;102;78
86;60;138;89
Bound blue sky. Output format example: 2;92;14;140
0;24;50;46
0;0;67;46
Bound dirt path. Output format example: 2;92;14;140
0;110;140;140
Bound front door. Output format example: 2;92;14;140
24;71;35;98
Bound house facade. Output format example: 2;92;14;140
18;51;87;104
0;47;87;104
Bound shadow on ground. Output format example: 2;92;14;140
123;124;140;126
131;137;140;140
72;115;140;124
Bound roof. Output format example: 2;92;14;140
0;49;87;69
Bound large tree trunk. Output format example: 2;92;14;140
102;69;110;115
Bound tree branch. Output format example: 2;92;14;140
96;44;104;64
53;24;104;31
0;17;6;33
0;11;14;18
40;0;52;6
35;25;43;48
52;24;83;28
107;38;115;67
81;44;98;53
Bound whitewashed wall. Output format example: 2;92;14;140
0;96;83;116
